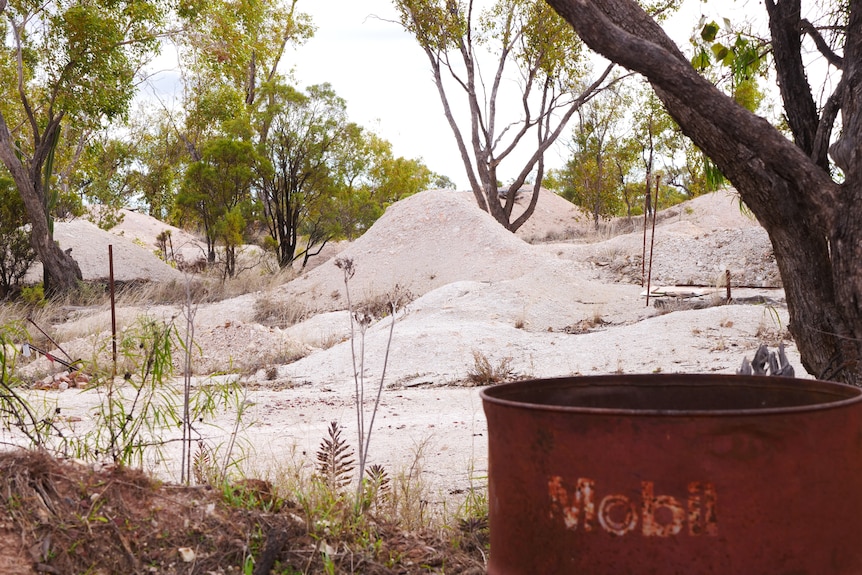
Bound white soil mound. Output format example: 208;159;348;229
510;187;592;242
30;219;183;283
549;191;779;287
111;209;207;264
14;187;798;502
280;190;545;309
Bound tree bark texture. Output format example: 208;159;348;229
0;114;81;295
545;0;862;383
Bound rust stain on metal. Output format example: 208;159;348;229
688;481;719;536
548;476;716;537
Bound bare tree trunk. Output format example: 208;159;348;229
544;0;861;383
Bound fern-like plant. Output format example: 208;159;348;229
361;463;391;512
315;421;355;493
193;441;216;485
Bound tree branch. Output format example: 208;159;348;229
11;20;39;147
815;78;844;166
801;18;844;68
765;0;822;161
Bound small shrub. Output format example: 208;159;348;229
20;285;45;307
0;229;36;298
514;308;527;330
357;283;415;321
316;331;345;349
253;340;309;371
70;281;109;306
155;229;174;262
222;478;279;511
0;182;36;296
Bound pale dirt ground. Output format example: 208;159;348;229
9;188;794;510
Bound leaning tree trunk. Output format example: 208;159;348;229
0;114;81;295
545;0;862;384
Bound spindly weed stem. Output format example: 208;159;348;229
335;256;400;510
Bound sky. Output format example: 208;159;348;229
288;0;475;187
284;0;747;189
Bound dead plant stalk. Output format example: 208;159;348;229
336;257;397;509
180;275;197;485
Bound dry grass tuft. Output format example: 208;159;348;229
253;295;313;328
755;307;792;345
466;350;515;386
357;284;416;321
116;266;294;306
253;340;310;369
315;330;346;349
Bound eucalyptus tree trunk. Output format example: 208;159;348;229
0;114;81;295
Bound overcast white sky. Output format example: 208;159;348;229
289;0;474;186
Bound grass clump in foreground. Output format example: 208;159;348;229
0;444;488;574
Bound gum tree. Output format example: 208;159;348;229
0;0;169;294
177;136;256;275
555;86;630;227
394;0;616;232
330;125;437;240
177;0;312;110
255;82;347;269
545;0;862;383
172;0;312;163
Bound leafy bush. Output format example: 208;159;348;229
19;285;45;307
0;178;36;297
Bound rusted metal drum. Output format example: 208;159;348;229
480;374;862;574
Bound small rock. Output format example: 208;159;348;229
178;547;195;562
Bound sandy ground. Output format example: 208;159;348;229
8;188;794;508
